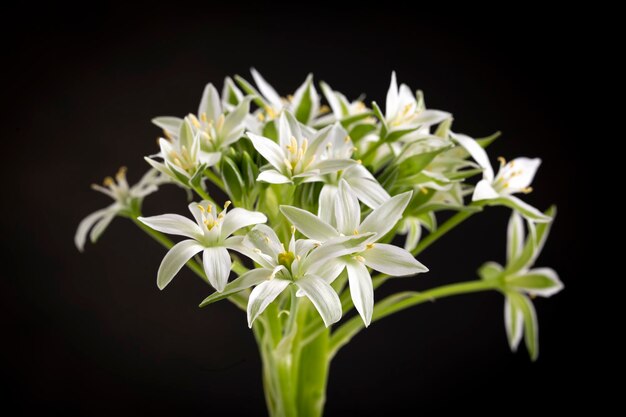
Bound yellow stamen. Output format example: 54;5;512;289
353;229;359;235
420;187;428;194
163;130;173;140
200;112;208;122
197;204;205;212
290;225;296;235
257;112;266;122
116;166;127;181
344;135;351;143
103;177;114;186
189;114;201;129
366;243;375;250
497;156;507;167
522;187;533;194
354;255;365;263
287;94;294;102
503;182;510;188
216;114;225;132
319;104;330;114
224;201;232;209
356;159;362;165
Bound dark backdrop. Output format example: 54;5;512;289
3;8;593;416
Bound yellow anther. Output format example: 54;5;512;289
224;201;232;209
301;138;308;153
509;160;515;168
344;135;351;143
207;203;213;213
353;229;359;235
216;114;225;132
265;106;277;119
103;177;114;186
356;159;362;164
163;130;174;140
354;255;365;263
522;187;533;194
189;114;201;128
290;225;296;234
503;182;510;189
287;94;294;102
257;112;266;122
319;104;330;114
402;103;413;116
200;112;208;122
420;187;428;195
353;147;359;152
115;166;127;181
264;235;270;243
326;142;333;150
366;243;375;250
197;204;205;212
355;101;366;111
497;156;507;167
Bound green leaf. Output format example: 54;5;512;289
234;74;266;107
179;119;194;150
221;156;245;204
371;101;388;138
517;294;539;361
241;151;259;191
507;212;524;264
340;111;375;128
397;147;449;177
478;261;503;281
384;127;419;143
434;118;452;138
262;120;278;141
476;131;502;148
349;123;376;141
446;168;484;181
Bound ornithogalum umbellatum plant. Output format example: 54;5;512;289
77;70;563;417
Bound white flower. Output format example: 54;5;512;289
385;71;449;131
145;117;222;185
209;225;374;327
247;111;355;184
75;168;163;252
478;210;563;360
452;131;551;222
239;68;321;125
281;180;428;326
316;81;371;126
138;201;267;291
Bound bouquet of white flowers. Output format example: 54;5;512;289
76;70;562;417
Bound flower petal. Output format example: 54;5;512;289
346;175;390;209
257;169;292;184
495;195;552;223
247;132;286;172
507;211;524;263
198;83;222;124
318;185;339;226
345;261;374;326
89;209;118;244
75;206;115;252
361;243;428;276
279;206;338;241
138;214;202;239
304;233;375;268
221;208;267;238
359;191;412;238
247;278;291;327
508;267;563;298
199;267;276;307
314;159;356;175
251;68;283;108
152;116;182;135
225;236;275;270
472;179;500;201
504;296;524;352
335;180;361;236
451;132;494;181
203;246;231;292
296;274;342;327
157;239;205;290
385;71;399;120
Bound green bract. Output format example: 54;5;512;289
76;70;562;417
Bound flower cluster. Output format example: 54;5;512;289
77;70;561;359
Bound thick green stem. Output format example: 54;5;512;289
204;168;227;194
329;279;499;358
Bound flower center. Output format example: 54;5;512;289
278;251;296;270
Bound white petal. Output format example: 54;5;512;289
257;169;292;184
221;98;251;140
198;151;222;167
413;110;451;127
320;81;342;117
251;68;283;108
504;297;524;352
308;258;346;284
279;206;338;241
247;278;290;327
241;224;284;265
318;185;338;226
225;236;275;270
314;159;355;175
508;267;563;298
221;208;267;238
346;176;390;209
296;275;342;327
473;179;500;201
203;247;231;292
507;211;525;263
89;210;117;244
451;132;494;181
157;240;204;290
75;207;114;251
199;267;275;307
138;214;202;239
359;191;412;238
152;116;182;134
345;261;374;327
247;132;286;172
335;180;361;235
304;233;375;268
502;157;541;192
198;83;221;124
499;195;552;223
361;243;428;276
385;71;399;120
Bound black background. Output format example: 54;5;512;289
3;8;593;416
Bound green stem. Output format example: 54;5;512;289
329;279;499;358
204;168;227;194
191;184;215;204
413;210;475;256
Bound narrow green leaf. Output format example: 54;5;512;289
221;156;245;203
